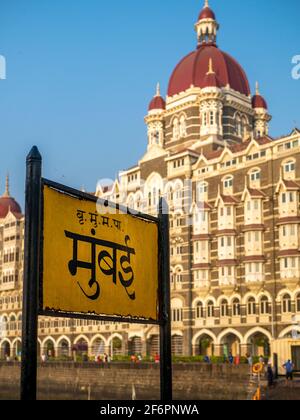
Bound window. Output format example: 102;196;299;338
250;170;261;182
260;296;270;315
232;299;241;317
247;298;256;315
207;301;214;318
209;111;214;125
297;294;300;312
196;302;204;319
284;161;295;173
173;118;179;140
179;116;187;137
224;177;233;189
197;182;208;199
172;309;183;322
236;115;241;137
282;294;292;314
221;300;229;317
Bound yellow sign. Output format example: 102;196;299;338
42;185;159;321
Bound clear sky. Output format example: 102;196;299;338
0;0;299;208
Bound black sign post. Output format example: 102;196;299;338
158;198;172;401
20;146;172;401
21;146;42;401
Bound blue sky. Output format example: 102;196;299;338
0;0;299;208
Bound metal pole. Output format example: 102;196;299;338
158;197;172;401
21;146;42;400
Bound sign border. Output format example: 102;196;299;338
39;178;161;326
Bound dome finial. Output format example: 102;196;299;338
204;0;209;8
3;173;10;198
256;81;260;95
156;82;161;97
207;58;215;75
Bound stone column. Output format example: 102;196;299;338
240;344;251;357
213;345;223;357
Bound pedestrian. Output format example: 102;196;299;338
154;353;160;364
41;353;47;363
247;354;253;376
235;355;240;366
228;353;234;365
259;355;265;365
267;364;274;388
283;360;294;386
204;355;211;364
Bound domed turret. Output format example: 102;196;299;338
252;82;271;138
145;84;165;149
148;83;166;111
252;82;268;110
195;0;219;47
0;175;22;219
198;0;216;21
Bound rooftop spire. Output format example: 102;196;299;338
155;82;161;97
3;174;10;197
256;81;260;95
204;0;209;8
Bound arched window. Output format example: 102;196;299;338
284;160;296;174
209;111;214;125
135;193;143;211
221;300;229;317
196;302;204;319
148;192;152;207
171;299;183;323
179;116;187;137
173;118;179;140
297;294;300;313
250;169;261;184
175;267;183;284
282;294;292;314
197;182;208;201
232;299;241;317
166;185;173;203
127;195;134;210
207;301;215;318
224;176;233;190
260;296;270;315
241;116;248;138
236;115;242;137
247;297;256;315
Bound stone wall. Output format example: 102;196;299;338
0;362;250;400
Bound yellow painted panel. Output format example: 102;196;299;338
42;185;159;320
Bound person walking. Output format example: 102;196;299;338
267;364;274;388
283;360;294;387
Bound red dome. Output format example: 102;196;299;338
148;95;166;111
199;7;216;20
252;94;268;110
168;45;250;97
0;196;22;218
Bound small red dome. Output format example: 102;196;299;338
252;94;268;110
199;7;216;20
148;95;166;111
168;45;250;97
0;196;22;218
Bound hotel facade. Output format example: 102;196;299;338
1;1;300;362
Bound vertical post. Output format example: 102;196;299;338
21;146;42;401
158;197;172;401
